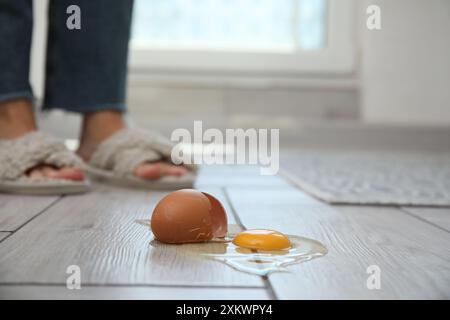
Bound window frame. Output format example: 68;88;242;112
128;0;356;75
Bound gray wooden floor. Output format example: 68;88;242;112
0;162;449;299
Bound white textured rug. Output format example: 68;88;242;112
281;151;450;206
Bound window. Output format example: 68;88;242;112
132;0;327;51
129;0;355;74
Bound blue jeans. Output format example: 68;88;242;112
0;0;134;113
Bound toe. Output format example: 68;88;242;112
56;167;85;181
28;165;85;181
160;163;188;177
41;166;59;178
134;162;188;180
28;168;44;179
134;163;163;179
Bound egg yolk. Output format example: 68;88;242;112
233;229;291;251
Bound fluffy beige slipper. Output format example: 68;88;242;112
85;128;197;190
0;132;90;195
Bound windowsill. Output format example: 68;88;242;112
128;68;359;90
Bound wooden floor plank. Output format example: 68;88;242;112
0;186;263;287
195;175;290;188
402;207;450;232
196;165;290;188
226;187;450;299
0;195;59;231
198;165;265;176
0;232;11;242
0;285;270;300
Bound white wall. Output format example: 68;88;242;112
361;0;450;126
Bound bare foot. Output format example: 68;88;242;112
0;99;84;181
77;110;187;180
26;165;85;181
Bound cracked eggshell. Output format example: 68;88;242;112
150;189;228;244
202;192;228;238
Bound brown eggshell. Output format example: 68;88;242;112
201;192;228;238
150;189;228;244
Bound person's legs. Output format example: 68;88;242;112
0;0;36;138
0;0;34;105
0;0;83;181
44;0;131;113
44;0;186;179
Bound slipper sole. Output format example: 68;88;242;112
0;180;91;195
85;165;195;190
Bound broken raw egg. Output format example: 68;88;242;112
233;229;291;251
150;189;227;244
145;190;327;275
